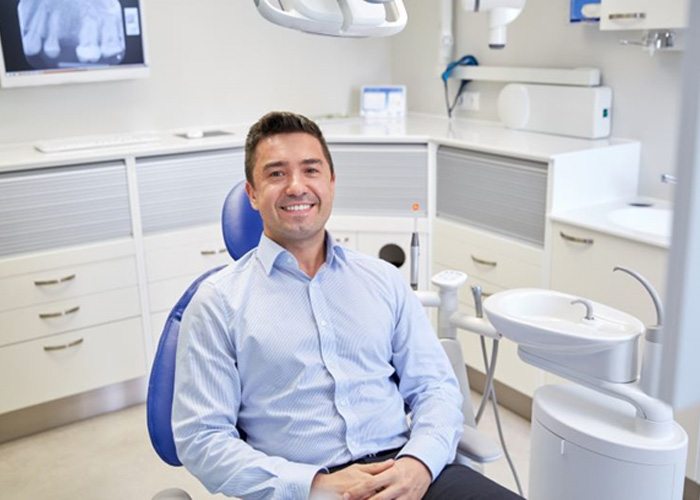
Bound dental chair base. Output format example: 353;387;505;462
529;384;687;500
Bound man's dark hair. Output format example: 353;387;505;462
244;111;334;186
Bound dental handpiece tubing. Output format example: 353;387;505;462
410;232;419;290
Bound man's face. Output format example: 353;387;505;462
246;132;335;249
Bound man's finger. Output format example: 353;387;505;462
356;459;395;474
343;465;397;500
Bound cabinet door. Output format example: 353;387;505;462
0;162;131;257
437;146;548;246
136;149;244;234
329;143;428;217
600;0;689;30
549;222;668;326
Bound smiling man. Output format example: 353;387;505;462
172;111;523;500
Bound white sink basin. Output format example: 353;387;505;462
607;206;672;239
484;288;644;354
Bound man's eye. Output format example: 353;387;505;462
269;171;284;177
306;167;319;174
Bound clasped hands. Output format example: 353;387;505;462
311;456;432;500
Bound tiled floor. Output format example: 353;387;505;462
0;393;530;499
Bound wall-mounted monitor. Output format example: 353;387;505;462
0;0;148;88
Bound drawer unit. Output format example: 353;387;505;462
0;318;146;414
0;286;142;347
0;162;132;257
329;143;428;217
437;146;548;246
143;224;232;284
434;218;543;290
0;256;138;312
136;149;245;234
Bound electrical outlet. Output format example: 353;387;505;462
459;91;480;111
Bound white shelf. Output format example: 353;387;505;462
451;66;601;87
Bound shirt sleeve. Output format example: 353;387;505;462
172;281;323;499
388;270;465;481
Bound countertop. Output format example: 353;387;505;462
0;113;635;172
550;198;672;249
2;113;664;247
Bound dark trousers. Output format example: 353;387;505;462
330;448;523;500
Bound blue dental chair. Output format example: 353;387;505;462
146;180;263;467
146;180;502;485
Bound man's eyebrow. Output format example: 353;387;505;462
262;160;287;170
301;158;323;165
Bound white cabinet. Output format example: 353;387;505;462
0;160;145;414
600;0;689;30
549;221;667;326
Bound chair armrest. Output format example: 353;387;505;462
457;425;503;463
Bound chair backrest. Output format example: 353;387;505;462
146;180;263;466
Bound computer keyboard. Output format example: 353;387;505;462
35;132;161;153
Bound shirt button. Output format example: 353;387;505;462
320;320;327;327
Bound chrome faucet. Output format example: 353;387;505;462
571;298;595;321
661;173;677;185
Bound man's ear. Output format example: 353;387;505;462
245;181;259;210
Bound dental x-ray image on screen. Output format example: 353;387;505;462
20;0;130;66
0;0;148;87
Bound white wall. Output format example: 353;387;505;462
391;0;684;200
0;0;392;144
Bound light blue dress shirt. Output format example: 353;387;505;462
172;233;463;499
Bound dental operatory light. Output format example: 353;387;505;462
461;0;526;49
254;0;407;37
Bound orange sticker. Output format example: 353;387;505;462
411;202;420;212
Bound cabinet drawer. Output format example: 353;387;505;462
0;286;141;347
144;226;232;282
0;256;138;312
0;317;146;414
549;222;668;326
148;272;209;314
434;218;543;290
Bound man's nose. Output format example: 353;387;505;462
285;172;306;195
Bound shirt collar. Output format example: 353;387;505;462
256;232;346;276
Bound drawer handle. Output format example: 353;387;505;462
33;274;76;286
218;248;228;254
43;338;84;352
39;305;80;319
559;231;594;245
481;291;493;299
609;12;646;21
200;249;220;256
471;255;498;267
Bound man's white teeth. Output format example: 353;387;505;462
284;204;312;212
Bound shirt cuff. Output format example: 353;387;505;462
279;461;327;498
396;434;454;481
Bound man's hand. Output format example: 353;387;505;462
311;460;396;499
341;456;432;500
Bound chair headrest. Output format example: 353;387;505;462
221;181;264;259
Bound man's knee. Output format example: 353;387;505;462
424;464;523;500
